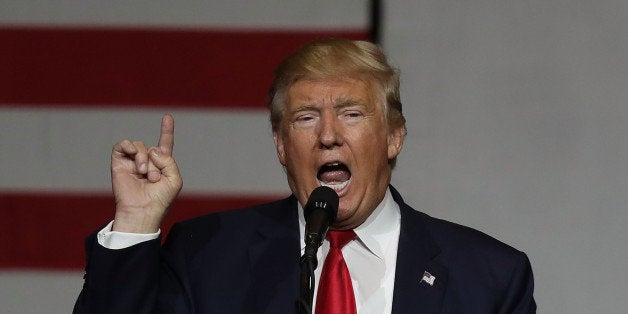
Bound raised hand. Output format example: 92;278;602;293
110;114;183;233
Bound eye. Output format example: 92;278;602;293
292;112;318;128
341;110;364;123
296;114;315;122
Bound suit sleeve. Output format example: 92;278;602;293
498;251;537;314
73;224;197;314
73;230;162;314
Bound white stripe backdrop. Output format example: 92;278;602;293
1;108;288;195
0;0;368;29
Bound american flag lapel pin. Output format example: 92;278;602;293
421;271;436;286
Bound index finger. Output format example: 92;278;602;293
158;114;175;156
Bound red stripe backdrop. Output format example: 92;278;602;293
0;193;278;269
0;27;368;108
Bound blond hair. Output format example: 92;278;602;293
268;38;405;133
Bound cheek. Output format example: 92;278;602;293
363;130;390;157
282;140;314;173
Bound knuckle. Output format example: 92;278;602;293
113;140;131;153
115;140;127;148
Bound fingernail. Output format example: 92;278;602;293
139;163;147;173
150;150;160;158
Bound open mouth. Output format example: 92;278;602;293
317;162;351;192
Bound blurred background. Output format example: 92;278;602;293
1;1;627;313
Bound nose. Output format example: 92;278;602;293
318;111;343;149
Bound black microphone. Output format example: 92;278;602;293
302;186;339;270
297;186;338;313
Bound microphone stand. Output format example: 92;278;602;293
297;253;316;314
297;226;325;314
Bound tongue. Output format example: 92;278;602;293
319;169;351;183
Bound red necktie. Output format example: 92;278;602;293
315;230;357;314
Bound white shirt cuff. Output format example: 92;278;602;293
96;221;161;250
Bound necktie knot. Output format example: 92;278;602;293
327;230;356;249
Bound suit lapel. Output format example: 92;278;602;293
245;196;302;313
391;187;448;314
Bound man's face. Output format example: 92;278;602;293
274;76;404;229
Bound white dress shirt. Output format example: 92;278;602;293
300;188;401;314
98;188;401;313
97;221;160;249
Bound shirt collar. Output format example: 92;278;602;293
298;187;401;259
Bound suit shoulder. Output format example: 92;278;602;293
163;196;295;252
176;199;273;228
414;210;534;293
393;187;525;259
418;210;526;261
422;212;536;310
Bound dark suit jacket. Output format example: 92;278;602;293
74;187;536;313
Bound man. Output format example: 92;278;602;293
74;39;536;313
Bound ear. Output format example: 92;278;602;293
387;125;405;160
273;130;287;166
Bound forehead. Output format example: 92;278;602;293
285;76;380;108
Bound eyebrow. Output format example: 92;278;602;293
333;97;365;108
290;97;366;114
290;104;318;113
